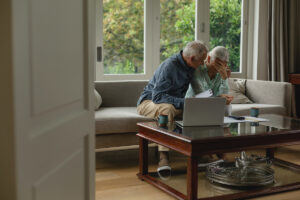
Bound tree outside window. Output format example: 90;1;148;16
103;0;241;74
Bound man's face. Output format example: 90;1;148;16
189;52;207;69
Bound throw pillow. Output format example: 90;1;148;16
228;78;253;104
94;89;102;110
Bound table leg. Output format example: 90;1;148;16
266;148;275;159
187;156;198;200
139;137;148;175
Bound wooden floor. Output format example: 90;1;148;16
96;145;300;200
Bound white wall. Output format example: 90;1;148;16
0;1;16;200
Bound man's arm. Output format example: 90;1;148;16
151;69;184;109
189;69;204;96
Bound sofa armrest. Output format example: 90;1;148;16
246;80;292;115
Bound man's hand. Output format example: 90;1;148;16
218;94;234;105
214;58;229;80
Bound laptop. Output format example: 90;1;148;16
176;97;226;126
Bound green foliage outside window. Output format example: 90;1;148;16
103;0;241;74
160;0;195;62
210;0;241;72
103;0;144;74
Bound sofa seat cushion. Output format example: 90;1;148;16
95;107;154;135
232;104;287;116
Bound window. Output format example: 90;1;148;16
96;0;248;81
209;0;242;73
103;0;144;75
160;0;195;63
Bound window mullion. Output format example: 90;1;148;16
195;0;210;45
152;0;160;75
239;0;249;78
145;0;160;79
96;0;104;81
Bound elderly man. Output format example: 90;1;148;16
185;46;233;104
137;40;208;173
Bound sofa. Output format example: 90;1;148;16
95;79;293;151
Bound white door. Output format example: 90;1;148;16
11;0;95;199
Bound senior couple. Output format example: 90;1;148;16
137;40;233;174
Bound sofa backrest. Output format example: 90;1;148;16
95;79;293;115
95;80;148;107
246;79;292;115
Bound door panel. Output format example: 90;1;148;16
12;0;95;199
33;149;84;200
31;0;84;115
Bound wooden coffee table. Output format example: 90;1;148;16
137;114;300;200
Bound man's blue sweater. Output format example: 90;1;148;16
137;51;194;109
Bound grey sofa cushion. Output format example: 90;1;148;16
228;78;253;104
95;81;148;107
95;107;154;135
246;80;292;107
232;104;287;116
94;89;102;110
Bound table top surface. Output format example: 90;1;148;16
137;114;300;143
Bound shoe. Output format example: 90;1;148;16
157;152;171;180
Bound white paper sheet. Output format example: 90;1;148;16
194;89;213;98
243;116;270;122
224;117;243;124
224;116;270;124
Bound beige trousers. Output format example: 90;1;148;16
137;100;182;151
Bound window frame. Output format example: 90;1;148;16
96;0;160;81
233;0;249;78
199;0;249;78
96;0;248;81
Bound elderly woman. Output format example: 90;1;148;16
186;46;233;162
185;46;233;105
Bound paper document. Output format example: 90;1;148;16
244;116;270;122
224;116;270;124
224;117;243;124
195;89;213;98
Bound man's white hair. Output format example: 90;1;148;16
183;40;208;60
209;46;229;62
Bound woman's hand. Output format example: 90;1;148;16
226;66;231;78
214;59;229;80
218;94;234;105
